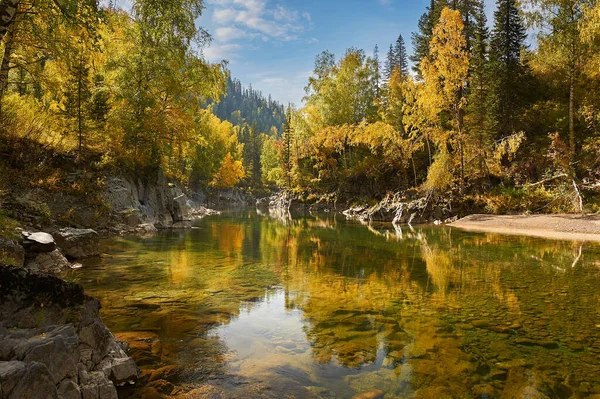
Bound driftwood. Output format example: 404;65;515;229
572;179;584;214
522;173;568;188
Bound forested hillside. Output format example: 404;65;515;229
259;0;600;214
0;0;599;215
210;77;286;136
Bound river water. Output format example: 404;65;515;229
72;210;600;398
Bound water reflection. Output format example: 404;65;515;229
72;211;600;398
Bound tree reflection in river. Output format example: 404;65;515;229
72;210;600;398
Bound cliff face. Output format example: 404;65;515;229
105;170;195;230
0;265;139;399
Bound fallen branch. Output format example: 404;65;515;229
522;173;568;188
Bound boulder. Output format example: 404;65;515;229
0;360;58;399
25;249;72;274
21;232;56;253
0;238;24;267
54;228;100;259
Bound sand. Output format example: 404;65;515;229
450;214;600;242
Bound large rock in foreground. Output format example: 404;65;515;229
54;228;100;259
0;265;139;398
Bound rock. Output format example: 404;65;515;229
18;330;79;384
0;238;25;267
514;338;559;349
25;249;72;274
58;380;82;399
21;232;56;253
500;368;551;399
495;359;533;370
54;228;99;259
102;357;139;386
0;360;58;399
80;371;118;399
0;265;139;397
472;320;490;329
352;388;385;399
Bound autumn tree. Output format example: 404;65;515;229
420;7;470;189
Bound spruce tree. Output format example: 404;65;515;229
489;0;529;138
393;35;409;76
411;0;447;76
384;44;395;81
373;44;381;96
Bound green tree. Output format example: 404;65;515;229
489;0;530;138
393;34;409;76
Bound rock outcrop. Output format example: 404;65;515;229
105;170;215;232
343;192;455;225
0;238;24;267
0;265;139;399
54;228;100;259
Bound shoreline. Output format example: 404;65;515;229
450;214;600;242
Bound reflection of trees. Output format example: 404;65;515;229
80;213;600;396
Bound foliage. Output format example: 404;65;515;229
213;152;244;189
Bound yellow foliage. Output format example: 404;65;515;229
419;7;470;125
213;152;245;188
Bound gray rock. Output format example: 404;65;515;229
57;380;81;399
54;228;99;259
25;249;72;274
102;357;139;386
80;372;118;399
19;332;78;384
21;232;56;253
0;239;24;267
0;361;58;399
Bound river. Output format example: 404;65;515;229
71;210;600;398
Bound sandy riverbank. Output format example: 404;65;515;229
451;214;600;242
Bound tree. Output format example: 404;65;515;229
384;44;395;81
420;7;471;187
523;0;588;154
64;51;91;154
373;44;381;96
489;0;530;138
393;35;409;76
282;106;293;188
411;0;447;76
213;152;244;188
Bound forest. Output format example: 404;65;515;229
0;0;599;214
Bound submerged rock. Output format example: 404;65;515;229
54;228;100;259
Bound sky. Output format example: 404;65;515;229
198;0;497;106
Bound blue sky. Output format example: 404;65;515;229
199;0;496;106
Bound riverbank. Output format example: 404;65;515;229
451;214;600;242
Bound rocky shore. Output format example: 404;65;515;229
0;228;140;398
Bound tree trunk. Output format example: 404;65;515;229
569;62;576;155
0;0;19;42
0;26;13;116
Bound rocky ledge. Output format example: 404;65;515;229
343;192;458;225
0;265;139;399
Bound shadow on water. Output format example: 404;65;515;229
70;210;600;398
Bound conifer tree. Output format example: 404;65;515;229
393;35;409;76
489;0;529;138
384;44;395;81
411;0;447;76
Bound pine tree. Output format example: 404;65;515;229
373;44;381;96
489;0;529;138
384;44;395;81
411;0;447;76
393;35;409;76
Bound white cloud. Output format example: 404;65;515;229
203;43;242;62
213;8;237;24
215;26;247;42
210;0;310;42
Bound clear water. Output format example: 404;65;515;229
71;210;600;398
